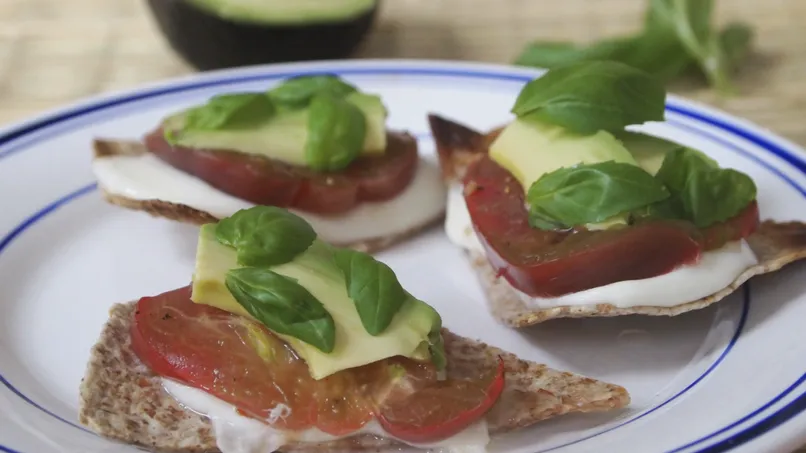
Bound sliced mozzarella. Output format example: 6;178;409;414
444;183;758;308
92;153;447;245
162;379;491;453
445;184;485;253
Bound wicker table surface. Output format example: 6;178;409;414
0;0;804;145
0;0;804;451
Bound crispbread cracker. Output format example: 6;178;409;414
470;220;806;326
79;302;630;453
92;139;444;254
428;114;806;327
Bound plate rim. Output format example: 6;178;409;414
0;59;804;453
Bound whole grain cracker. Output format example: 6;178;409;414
79;302;630;452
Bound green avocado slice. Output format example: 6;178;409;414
191;224;439;379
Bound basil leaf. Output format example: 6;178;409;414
513;1;752;94
619;30;693;82
655;147;718;192
646;0;713;40
215;206;316;267
333;249;407;336
226;268;335;353
527;205;568;231
526;161;670;229
511;61;666;134
305;95;367;171
182;93;276;132
268;75;357;109
515;33;692;83
631;198;683;222
681;169;756;228
655;148;756;227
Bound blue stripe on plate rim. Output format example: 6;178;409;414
0;65;802;453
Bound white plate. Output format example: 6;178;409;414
0;60;805;453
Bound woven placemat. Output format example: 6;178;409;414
0;0;803;450
0;0;803;146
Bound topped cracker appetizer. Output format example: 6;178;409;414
79;206;629;452
91;74;446;253
428;61;806;327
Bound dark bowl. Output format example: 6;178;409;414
146;0;380;71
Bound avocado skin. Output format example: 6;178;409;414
146;0;380;71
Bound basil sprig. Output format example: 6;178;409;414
226;268;336;353
525;149;757;231
526;161;670;230
512;61;666;135
514;0;753;94
515;32;691;85
165;74;373;173
653;147;756;227
212;206;447;366
166;93;276;143
333;249;408;336
305;95;367;171
270;75;370;171
646;0;732;92
215;206;316;267
268;75;357;109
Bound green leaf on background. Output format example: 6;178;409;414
514;37;635;69
515;31;692;83
513;0;754;93
644;0;735;93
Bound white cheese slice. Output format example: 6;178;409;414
163;379;491;453
92;153;447;245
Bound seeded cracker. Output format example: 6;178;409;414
79;302;630;452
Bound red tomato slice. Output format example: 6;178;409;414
700;200;760;250
131;286;315;430
144;130;418;216
464;156;703;297
312;370;375;436
131;287;506;438
463;156;759;298
378;357;505;444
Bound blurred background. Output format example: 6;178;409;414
0;0;803;145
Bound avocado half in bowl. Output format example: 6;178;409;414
146;0;380;70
